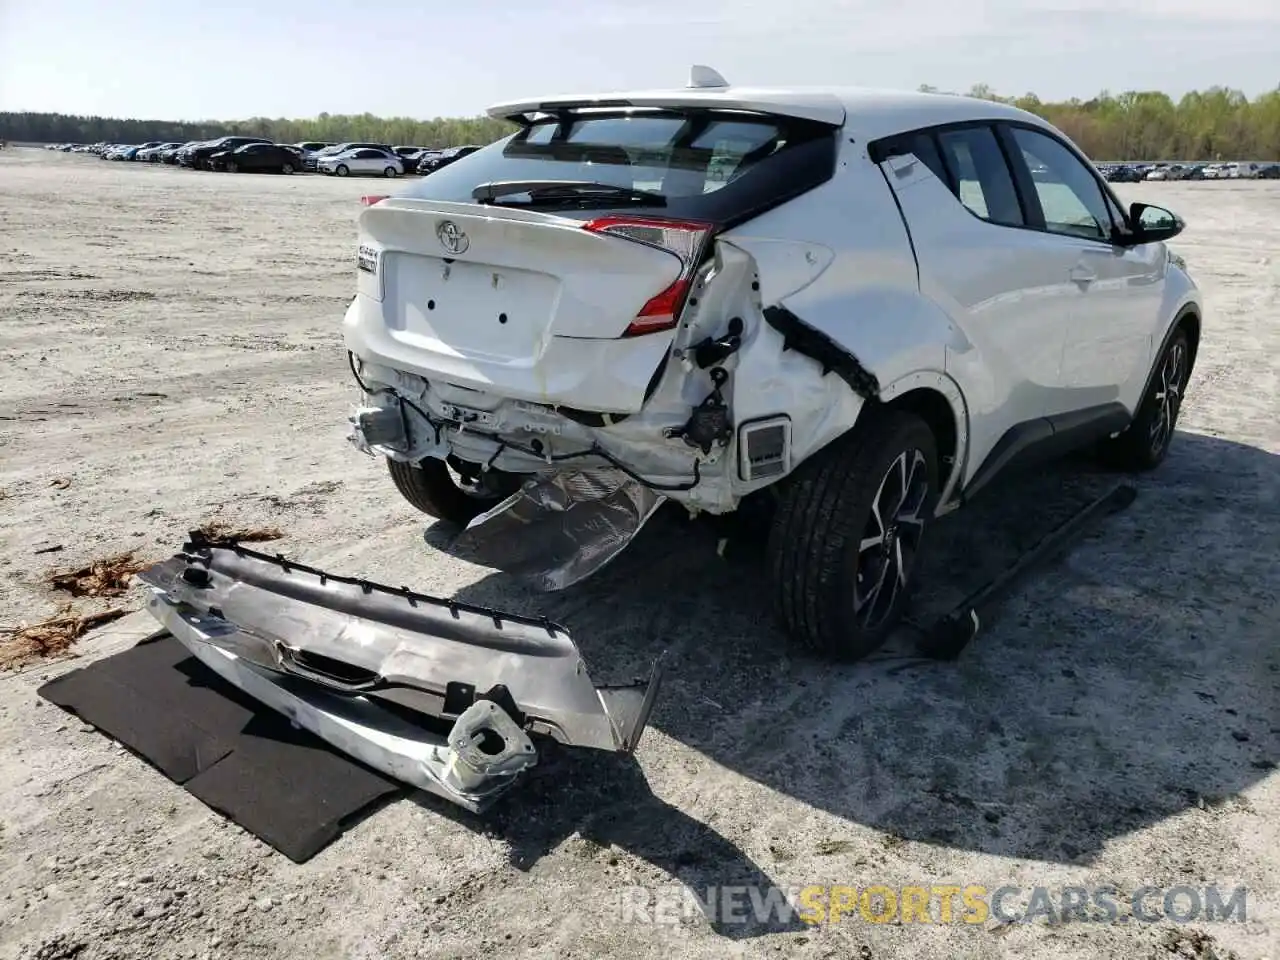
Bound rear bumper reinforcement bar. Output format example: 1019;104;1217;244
136;537;663;812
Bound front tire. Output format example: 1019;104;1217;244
1096;328;1191;471
386;457;518;526
335;164;349;177
768;410;938;660
384;166;399;178
281;162;295;175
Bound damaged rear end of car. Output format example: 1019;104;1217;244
342;96;886;569
133;78;941;812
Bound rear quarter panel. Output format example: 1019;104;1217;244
721;139;956;386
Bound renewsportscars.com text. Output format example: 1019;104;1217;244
617;883;1249;926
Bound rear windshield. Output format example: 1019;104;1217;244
402;109;838;225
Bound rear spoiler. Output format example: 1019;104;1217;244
136;537;663;812
487;88;846;127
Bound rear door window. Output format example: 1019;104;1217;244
401;109;838;225
935;127;1024;227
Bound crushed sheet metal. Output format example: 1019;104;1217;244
135;541;663;810
447;467;667;591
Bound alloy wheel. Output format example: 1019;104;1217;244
854;448;930;629
1148;340;1186;454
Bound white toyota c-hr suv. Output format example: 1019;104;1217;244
343;67;1201;661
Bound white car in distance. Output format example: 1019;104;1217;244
319;148;404;178
343;66;1202;659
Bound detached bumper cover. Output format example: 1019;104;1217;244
136;539;662;811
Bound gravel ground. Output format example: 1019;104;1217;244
1;148;1277;960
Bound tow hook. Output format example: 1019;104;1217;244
668;366;733;454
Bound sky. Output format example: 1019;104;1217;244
1;0;1277;121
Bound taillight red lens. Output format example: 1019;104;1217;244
582;216;712;336
360;195;389;207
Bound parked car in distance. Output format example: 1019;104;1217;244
395;148;432;172
318;148;404;177
412;150;443;172
344;67;1203;659
210;142;305;174
1259;163;1280;179
416;144;482;175
186;136;272;170
1224;162;1262;179
137;142;182;162
160;142;196;164
121;141;164;160
292;141;334;168
1104;164;1144;183
306;142;396;172
176;142;205;166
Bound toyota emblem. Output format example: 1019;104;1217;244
436;220;469;255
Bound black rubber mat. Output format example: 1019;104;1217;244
38;633;404;862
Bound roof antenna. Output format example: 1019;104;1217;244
688;64;729;89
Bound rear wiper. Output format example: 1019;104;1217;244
471;180;666;206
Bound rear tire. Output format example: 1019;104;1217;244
768;410;938;660
1096;328;1191;471
386;457;517;526
384;166;399;178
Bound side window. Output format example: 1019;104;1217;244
935;127;1024;227
906;133;949;185
1009;127;1113;241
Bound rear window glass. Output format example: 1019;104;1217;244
402;110;839;224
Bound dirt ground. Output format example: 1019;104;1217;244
1;148;1277;960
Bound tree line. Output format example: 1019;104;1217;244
942;84;1280;161
3;83;1279;160
0;111;515;150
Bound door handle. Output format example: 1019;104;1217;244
1070;264;1097;284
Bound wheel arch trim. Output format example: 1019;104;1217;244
1139;301;1200;409
877;369;969;516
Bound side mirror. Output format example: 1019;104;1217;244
1127;202;1185;244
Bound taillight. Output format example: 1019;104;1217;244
361;195;389;206
582;216;713;336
